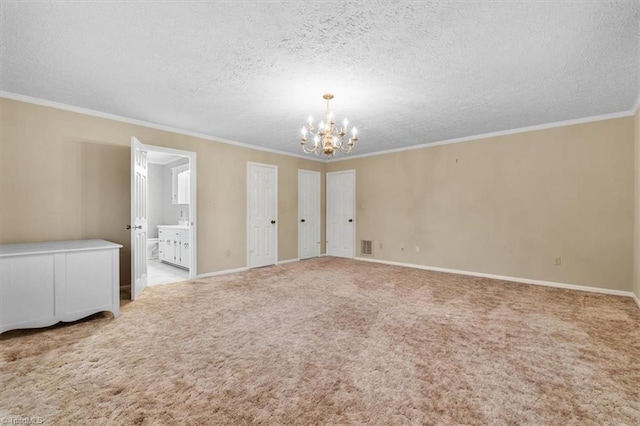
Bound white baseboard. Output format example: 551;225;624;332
355;257;637;300
278;258;299;265
633;292;640;309
197;266;249;278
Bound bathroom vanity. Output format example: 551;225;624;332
0;239;121;334
157;225;190;269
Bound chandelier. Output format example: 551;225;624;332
300;93;358;157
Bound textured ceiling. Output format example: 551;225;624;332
1;1;639;158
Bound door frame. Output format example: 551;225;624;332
326;169;356;258
246;162;278;268
131;140;198;292
298;169;321;259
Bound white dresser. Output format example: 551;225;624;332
0;239;122;334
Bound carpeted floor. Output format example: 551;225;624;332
1;257;639;425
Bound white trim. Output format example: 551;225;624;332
277;258;299;265
330;109;637;162
632;92;640;115
147;157;183;166
4;90;638;163
0;91;324;163
196;267;249;278
355;257;636;299
633;292;640;309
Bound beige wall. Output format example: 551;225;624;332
0;98;325;284
2;97;636;293
327;118;635;291
634;109;640;299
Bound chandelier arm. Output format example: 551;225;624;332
301;142;319;154
339;144;353;154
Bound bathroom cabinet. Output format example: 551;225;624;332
158;226;190;269
0;239;121;334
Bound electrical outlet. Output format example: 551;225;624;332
401;247;404;251
225;249;231;257
554;257;561;266
379;243;383;249
415;246;420;252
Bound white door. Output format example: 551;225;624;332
247;163;277;268
327;170;355;258
130;137;148;300
298;170;320;259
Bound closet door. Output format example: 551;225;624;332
298;170;320;259
327;170;355;258
247;162;277;268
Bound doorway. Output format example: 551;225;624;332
130;137;197;300
298;169;321;259
247;162;277;268
326;170;355;258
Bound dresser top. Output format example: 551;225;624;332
0;239;123;257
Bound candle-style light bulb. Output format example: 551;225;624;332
308;116;313;125
319;120;325;129
352;127;358;136
301;126;307;136
343;118;348;129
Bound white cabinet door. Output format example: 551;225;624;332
163;232;174;263
172;231;180;264
158;229;165;261
0;255;55;329
179;229;190;268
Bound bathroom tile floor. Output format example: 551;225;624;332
148;258;190;286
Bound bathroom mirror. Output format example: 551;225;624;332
171;164;190;204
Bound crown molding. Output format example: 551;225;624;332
4;90;637;164
632;92;640;115
0;91;325;163
329;108;636;162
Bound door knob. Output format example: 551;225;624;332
348;219;353;222
271;220;276;224
301;219;306;223
126;225;142;230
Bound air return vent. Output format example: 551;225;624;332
361;240;373;256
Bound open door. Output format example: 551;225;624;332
130;137;148;299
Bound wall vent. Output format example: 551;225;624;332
361;240;373;256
